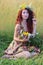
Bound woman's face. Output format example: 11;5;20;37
22;9;29;20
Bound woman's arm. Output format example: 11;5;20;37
32;17;37;37
32;17;37;34
13;24;28;42
14;37;28;42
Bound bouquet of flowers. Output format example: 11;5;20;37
19;29;31;40
19;29;38;40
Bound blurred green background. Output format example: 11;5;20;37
0;0;43;37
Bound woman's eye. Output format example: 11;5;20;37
23;12;25;14
23;12;28;14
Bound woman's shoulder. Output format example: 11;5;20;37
15;24;21;30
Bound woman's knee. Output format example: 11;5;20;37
14;51;31;58
22;51;31;58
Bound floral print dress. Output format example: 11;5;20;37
4;24;29;55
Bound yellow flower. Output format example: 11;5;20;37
20;4;27;10
23;32;29;36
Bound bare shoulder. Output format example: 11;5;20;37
14;24;21;37
15;24;21;30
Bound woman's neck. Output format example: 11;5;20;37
21;19;28;32
22;19;26;23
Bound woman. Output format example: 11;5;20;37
4;6;39;59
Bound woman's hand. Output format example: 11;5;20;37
22;37;29;42
31;34;36;38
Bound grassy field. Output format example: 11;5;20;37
0;55;43;65
0;34;43;65
0;0;43;65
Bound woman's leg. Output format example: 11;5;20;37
13;51;38;59
13;51;31;59
4;40;22;54
5;40;15;54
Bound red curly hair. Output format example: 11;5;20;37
16;8;35;33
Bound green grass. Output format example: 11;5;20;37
0;33;43;65
0;55;43;65
0;52;43;65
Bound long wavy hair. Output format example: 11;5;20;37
16;8;35;33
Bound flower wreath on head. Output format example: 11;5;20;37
19;3;33;10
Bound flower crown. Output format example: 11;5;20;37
19;3;32;10
20;4;27;9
